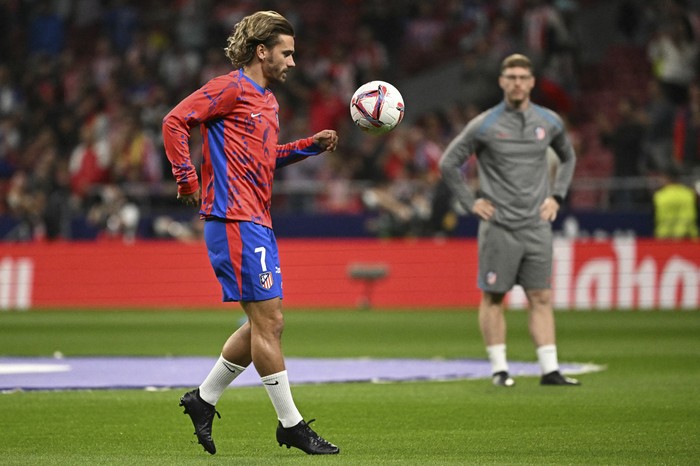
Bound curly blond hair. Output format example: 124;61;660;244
224;11;295;68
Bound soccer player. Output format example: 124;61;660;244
162;11;339;455
439;53;580;387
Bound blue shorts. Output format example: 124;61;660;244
203;220;283;302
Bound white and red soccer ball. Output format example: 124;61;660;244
350;80;405;135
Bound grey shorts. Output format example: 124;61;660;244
477;221;553;293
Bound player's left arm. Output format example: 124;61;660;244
275;129;338;168
312;129;338;152
541;122;577;221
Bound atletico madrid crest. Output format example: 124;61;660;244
486;271;497;285
259;272;273;290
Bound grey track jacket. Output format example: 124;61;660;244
439;101;577;230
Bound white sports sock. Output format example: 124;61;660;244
198;355;246;406
261;370;303;428
537;344;559;375
486;344;509;374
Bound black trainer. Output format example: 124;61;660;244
179;389;220;454
276;419;339;455
492;371;515;387
540;371;581;386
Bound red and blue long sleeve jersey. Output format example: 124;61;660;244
162;69;324;228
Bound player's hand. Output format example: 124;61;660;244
177;191;201;207
472;198;495;221
540;196;559;222
313;129;338;152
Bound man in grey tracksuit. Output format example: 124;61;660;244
439;53;580;387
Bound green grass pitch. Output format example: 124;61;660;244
1;309;699;465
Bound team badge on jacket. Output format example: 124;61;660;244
535;126;546;140
259;272;273;289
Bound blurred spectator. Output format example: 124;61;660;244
672;80;700;172
91;36;121;93
153;213;203;242
69;122;112;201
110;110;162;184
87;184;141;243
104;0;139;53
159;41;202;94
401;1;446;72
325;45;358;101
199;47;233;84
53;112;80;159
28;0;65;57
4;129;69;240
534;73;575;116
26;59;63;130
523;0;580;98
75;92;110;142
361;124;442;237
0;1;20;64
348;131;388;184
139;84;171;155
598;96;649;208
643;79;678;173
350;25;389;84
44;156;72;239
0;65;24;117
309;78;347;134
59;51;90;108
616;0;643;43
175;0;210;52
482;15;519;62
362;174;433;237
648;9;699;105
271;116;323;213
5;171;46;240
567;124;614;210
70;0;104;55
522;0;575;64
614;0;664;46
123;61;157;108
449;0;491;55
0;115;21;180
653;166;698;238
317;154;364;214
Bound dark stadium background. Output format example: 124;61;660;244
2;0;694;240
0;0;698;311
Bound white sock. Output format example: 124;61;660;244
261;370;303;428
198;355;246;406
537;344;559;375
486;344;509;374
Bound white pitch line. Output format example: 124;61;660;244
0;364;71;375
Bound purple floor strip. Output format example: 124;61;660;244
0;356;594;391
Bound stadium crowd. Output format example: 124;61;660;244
0;0;698;241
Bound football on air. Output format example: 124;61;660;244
350;80;405;135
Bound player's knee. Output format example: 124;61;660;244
526;289;552;308
259;312;285;339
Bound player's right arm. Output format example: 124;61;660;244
439;116;483;215
177;191;201;206
162;75;235;199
